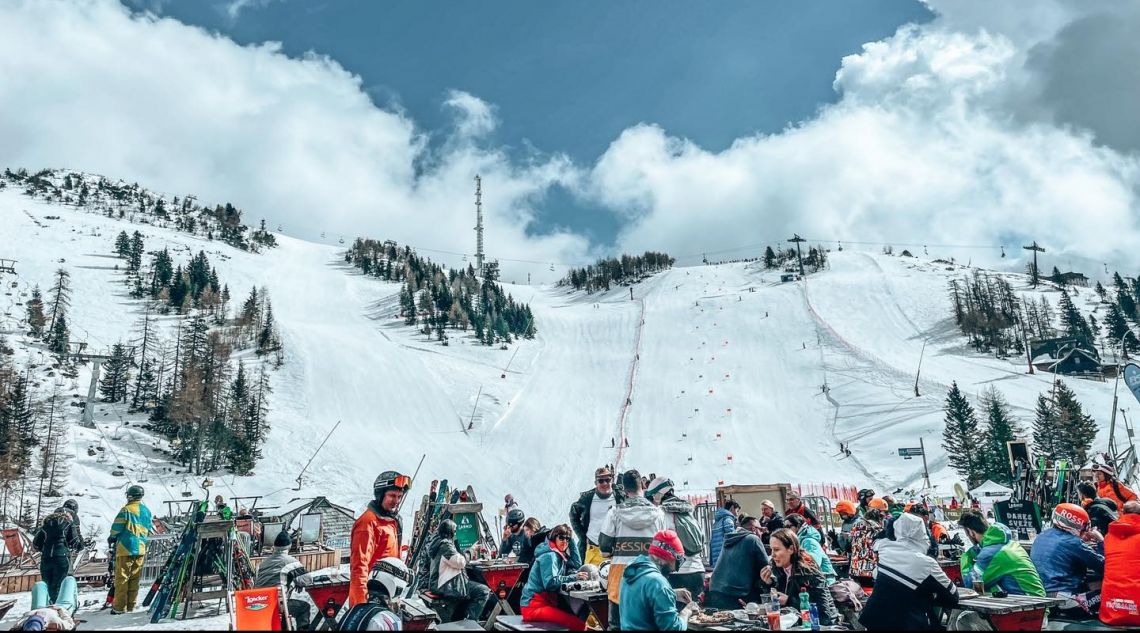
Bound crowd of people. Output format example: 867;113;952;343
13;458;1139;631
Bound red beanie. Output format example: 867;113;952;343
648;530;684;562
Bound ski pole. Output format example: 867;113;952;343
398;453;426;514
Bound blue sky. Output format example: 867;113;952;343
149;0;933;246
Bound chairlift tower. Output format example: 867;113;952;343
474;175;485;278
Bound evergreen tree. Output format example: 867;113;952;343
942;382;984;487
1032;393;1061;462
256;300;278;354
239;286;260;326
114;231;131;258
46;269;71;338
128;231;144;273
150;248;173;296
979;387;1020;485
1051;266;1064;286
1058;289;1093;347
1053;380;1098;465
1095;281;1107;301
46;314;69;356
98;343;132;403
763;246;778;269
1104;303;1137;355
24;287;46;338
400;283;417;325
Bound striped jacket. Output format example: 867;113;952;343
109;500;153;557
255;547;308;589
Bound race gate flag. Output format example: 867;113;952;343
1125;363;1140;405
234;586;283;631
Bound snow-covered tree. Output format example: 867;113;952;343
942;382;984;487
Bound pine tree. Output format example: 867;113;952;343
46;269;71;338
1053;380;1098;465
47;314;69;356
256;300;278;354
114;231;131;258
1032;393;1061;462
763;246;777;269
24;287;46;338
1058;289;1093;347
941;382;984;487
98;343;132;403
226;364;255;474
1095;281;1107;301
128;231;144;273
1104;303;1137;355
239;286;260;327
1051;266;1064;286
978;386;1020;485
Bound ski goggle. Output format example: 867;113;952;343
378;474;412;490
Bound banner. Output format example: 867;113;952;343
993;498;1043;541
1125;363;1140;405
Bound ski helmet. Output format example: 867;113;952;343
373;471;411;497
1052;503;1089;535
598;560;612;590
506;508;525;526
1093;463;1116;478
835;500;856;516
858;488;875;502
63;499;78;514
868;498;889;512
438;519;457;540
126;485;145;500
368;557;412;600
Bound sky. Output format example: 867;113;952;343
2;1;1139;282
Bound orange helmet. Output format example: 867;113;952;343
835;500;857;516
868;498;889;512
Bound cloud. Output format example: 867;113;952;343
583;6;1140;270
221;0;280;22
0;0;591;282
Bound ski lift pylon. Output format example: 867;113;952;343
1000;245;1006;258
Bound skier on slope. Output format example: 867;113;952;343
349;471;410;607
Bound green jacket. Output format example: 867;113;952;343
109;500;154;558
960;524;1045;597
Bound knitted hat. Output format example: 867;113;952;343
1052;503;1089;535
646;477;674;503
648;530;684;563
274;530;291;548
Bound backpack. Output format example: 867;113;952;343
672;511;705;557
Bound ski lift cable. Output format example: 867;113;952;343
116;410;176;500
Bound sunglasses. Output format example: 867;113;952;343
554;535;572;542
596;478;613;484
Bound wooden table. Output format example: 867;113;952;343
561;589;609;630
467;561;530;629
954;594;1058;631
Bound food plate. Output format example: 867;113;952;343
957;588;979;599
729;608;798;628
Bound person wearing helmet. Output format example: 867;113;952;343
214;495;233;521
958;510;1045;597
340;558;411;631
254;530;310;629
619;530;699;631
108;484;153;614
349;471;410;607
857;489;875;517
848;499;887;588
646;476;706;604
500;508;528;559
1093;464;1137;513
520;524;589;630
1029;503;1105;618
61;499;83;545
834;500;858;555
859;513;959;630
428;519;494;623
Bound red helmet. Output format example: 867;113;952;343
1052;503;1090;534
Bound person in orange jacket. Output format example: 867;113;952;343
1093;464;1137;512
349;471;411;607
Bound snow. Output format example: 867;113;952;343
0;180;1132;625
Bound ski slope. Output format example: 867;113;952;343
0;183;1129;544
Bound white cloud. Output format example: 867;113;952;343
0;0;591;282
222;0;279;22
584;7;1140;270
443;90;498;140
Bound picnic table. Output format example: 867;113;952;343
560;588;609;630
466;560;529;628
952;594;1058;631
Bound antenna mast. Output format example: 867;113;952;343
474;175;485;278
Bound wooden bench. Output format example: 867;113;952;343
955;594;1059;631
492;615;565;631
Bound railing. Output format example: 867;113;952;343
141;532;178;584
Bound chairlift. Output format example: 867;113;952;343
549;263;555;272
320;231;326;239
837;241;843;252
1000;245;1006;258
338;236;345;245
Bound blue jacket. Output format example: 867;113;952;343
1029;527;1104;595
520;541;580;608
619;555;687;631
109;500;153;557
709;508;736;569
797;525;837;585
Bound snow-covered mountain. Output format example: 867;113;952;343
0;171;1129;540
